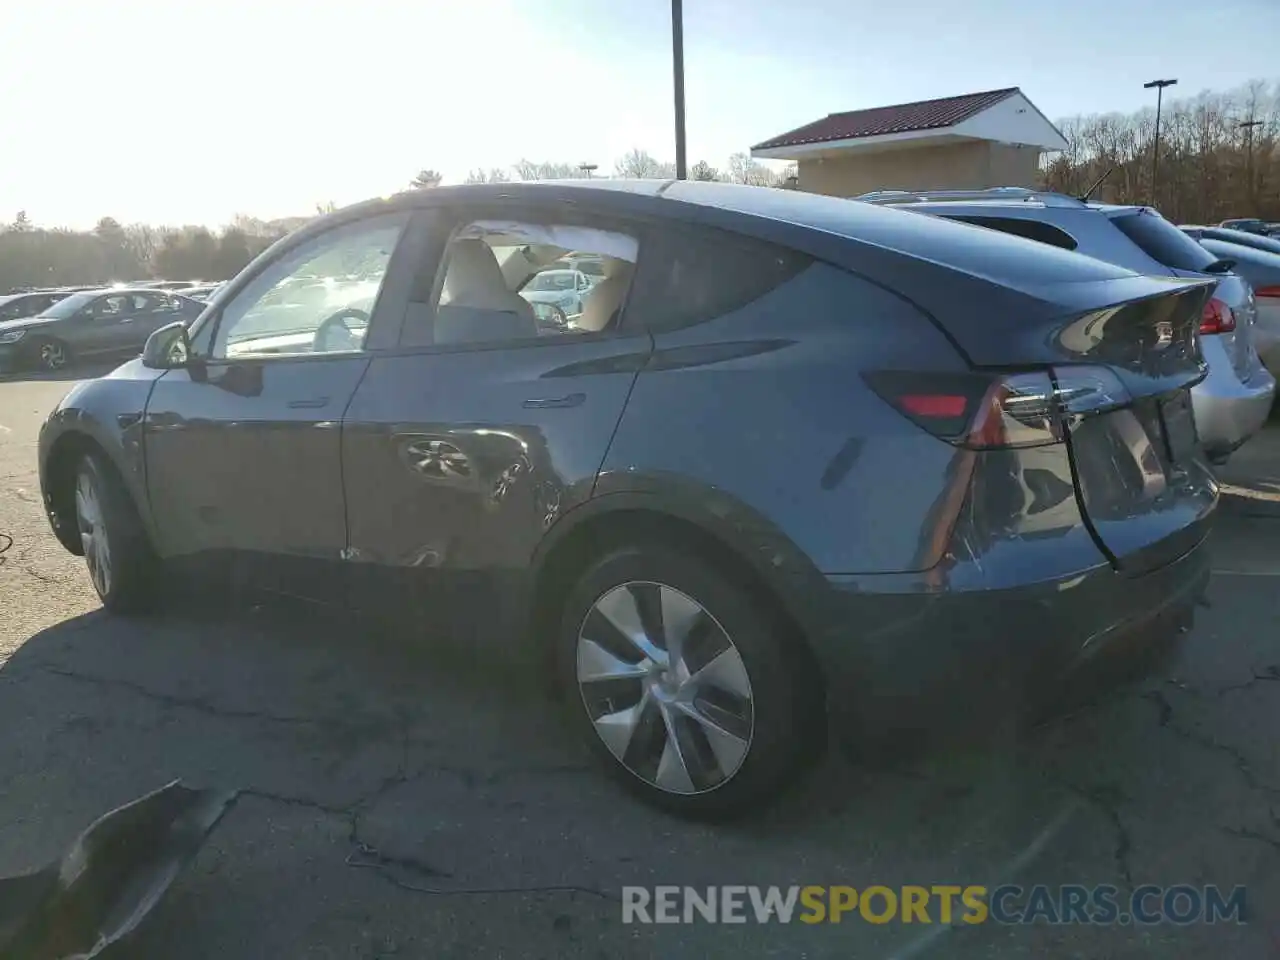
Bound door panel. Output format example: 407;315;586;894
99;300;151;354
341;334;650;646
141;213;411;598
145;356;370;591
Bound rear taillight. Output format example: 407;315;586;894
1255;285;1280;299
865;366;1132;449
1200;297;1236;334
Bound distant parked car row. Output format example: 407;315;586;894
1218;218;1280;238
1182;226;1280;374
0;286;207;372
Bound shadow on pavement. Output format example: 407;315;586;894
0;588;1274;958
0;361;121;384
1218;421;1280;517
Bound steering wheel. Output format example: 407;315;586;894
313;307;370;353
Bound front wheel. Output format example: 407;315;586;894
555;541;819;819
28;337;70;371
73;453;160;613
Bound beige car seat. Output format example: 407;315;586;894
437;239;538;343
575;258;634;332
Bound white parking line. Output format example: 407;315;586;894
0;423;11;434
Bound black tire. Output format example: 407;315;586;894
72;452;161;614
554;540;818;820
26;336;71;371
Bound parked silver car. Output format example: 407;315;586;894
862;189;1276;463
517;267;594;324
1184;227;1280;373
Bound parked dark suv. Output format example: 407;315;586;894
38;182;1217;816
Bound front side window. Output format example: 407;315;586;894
210;216;406;359
90;294;133;318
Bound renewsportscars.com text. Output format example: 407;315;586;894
621;884;1247;926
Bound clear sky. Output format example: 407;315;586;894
2;0;1276;229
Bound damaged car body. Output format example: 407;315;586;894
38;181;1217;817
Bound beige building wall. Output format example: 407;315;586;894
797;141;1042;197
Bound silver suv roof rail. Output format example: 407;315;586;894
857;187;1087;208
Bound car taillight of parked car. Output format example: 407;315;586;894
1254;286;1280;301
863;366;1131;450
1199;297;1236;334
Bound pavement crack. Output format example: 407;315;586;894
1222;825;1280;852
1216;665;1280;697
25;662;341;728
239;788;353;818
1148;686;1280;801
21;566;71;585
1065;782;1133;887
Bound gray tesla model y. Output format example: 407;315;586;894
38;181;1217;817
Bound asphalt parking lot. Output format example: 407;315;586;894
1;368;1278;959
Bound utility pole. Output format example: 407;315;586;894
671;0;687;179
578;163;598;180
1144;78;1177;205
1239;119;1263;211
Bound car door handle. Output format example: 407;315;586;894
287;397;330;409
522;393;585;409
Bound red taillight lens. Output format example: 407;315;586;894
898;394;969;418
1200;297;1236;334
1255;285;1280;299
865;367;1132;449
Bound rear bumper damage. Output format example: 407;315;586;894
809;539;1211;757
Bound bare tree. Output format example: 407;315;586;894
727;152;783;186
1042;79;1280;222
689;160;722;181
465;167;511;184
409;169;443;189
513;159;579;181
614;149;675;179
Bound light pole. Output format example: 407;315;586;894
671;0;687;179
1144;78;1177;204
1239;119;1263;210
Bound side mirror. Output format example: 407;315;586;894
142;321;192;369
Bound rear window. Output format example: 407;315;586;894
1111;211;1218;273
943;215;1078;251
628;228;811;332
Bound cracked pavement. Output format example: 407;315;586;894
1;371;1278;958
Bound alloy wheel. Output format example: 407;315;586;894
75;470;112;597
40;341;67;370
575;581;755;795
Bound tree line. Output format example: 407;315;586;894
1041;79;1280;222
0;213;309;294
409;149;797;190
6;79;1277;294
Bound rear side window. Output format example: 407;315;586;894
944;215;1078;251
1111;212;1218;272
629;228;810;332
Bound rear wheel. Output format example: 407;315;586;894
73;453;160;613
555;541;817;819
